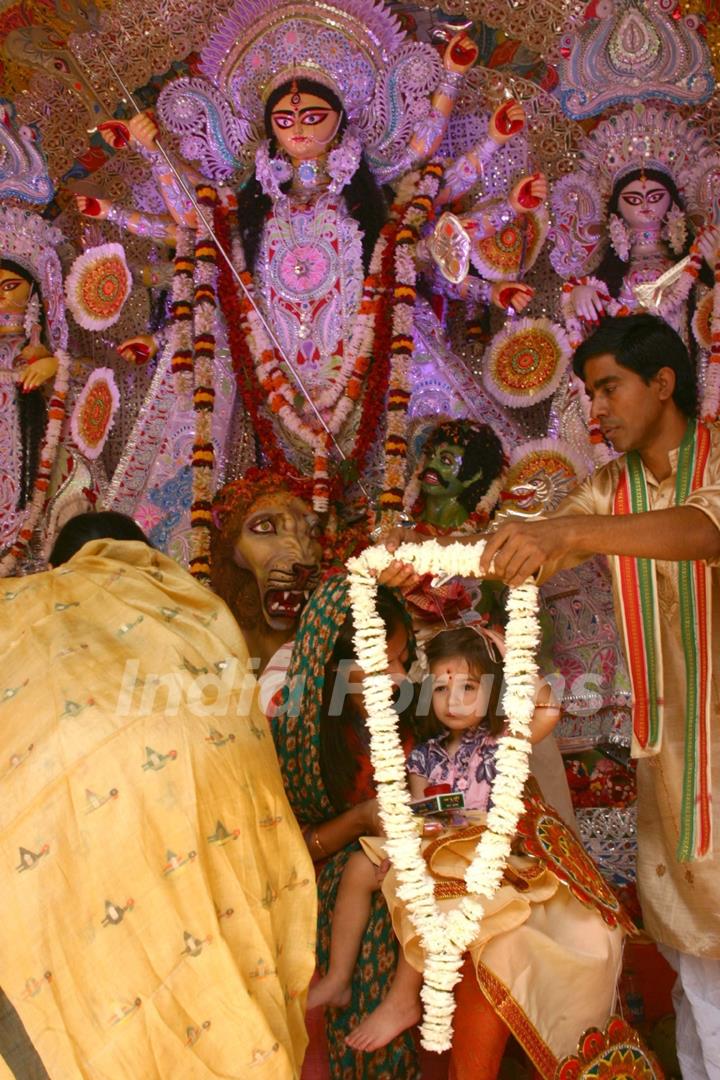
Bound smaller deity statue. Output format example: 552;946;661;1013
405;419;506;534
551;105;720;337
209;469;323;672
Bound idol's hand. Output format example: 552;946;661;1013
509;172;547;212
443;31;479;74
118;334;157;365
491;281;534;312
697;224;720;268
571;284;605;322
127;111;160;152
97;120;130;149
488;100;525;144
19;351;58;390
75;194;111;220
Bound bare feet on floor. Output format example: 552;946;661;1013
345;995;421;1052
306;974;352;1011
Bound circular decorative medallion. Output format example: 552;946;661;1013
471;210;544;281
484;317;571;407
692;290;713;350
65;243;132;331
557;1016;664;1079
276;242;335;300
70;368;120;459
516;795;636;933
505;438;587;514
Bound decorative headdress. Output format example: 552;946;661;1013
0;206;68;353
557;0;713;119
550;105;720;277
156;0;441;182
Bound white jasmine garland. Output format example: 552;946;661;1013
346;539;540;1051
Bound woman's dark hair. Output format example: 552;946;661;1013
1;258;47;508
319;586;417;811
235;77;389;275
48;511;153;567
572;313;698;418
424;627;505;737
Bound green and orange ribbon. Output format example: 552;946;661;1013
613;419;713;861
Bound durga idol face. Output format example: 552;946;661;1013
617;177;672;231
0;265;31;329
270;91;341;163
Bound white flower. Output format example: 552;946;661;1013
347;544;540;1047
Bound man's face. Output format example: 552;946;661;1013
584;353;668;454
420;442;467;498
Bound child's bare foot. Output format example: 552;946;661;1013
345;994;421;1052
307;973;352;1011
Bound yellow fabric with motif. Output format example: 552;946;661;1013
0;540;315;1079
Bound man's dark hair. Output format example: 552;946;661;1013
572;314;697;418
49;511;152;567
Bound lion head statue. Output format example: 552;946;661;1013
210;468;324;670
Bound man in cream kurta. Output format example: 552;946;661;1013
0;536;316;1080
478;315;720;1080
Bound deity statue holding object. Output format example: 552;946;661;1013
0;100;106;572
81;0;551;574
550;105;720;417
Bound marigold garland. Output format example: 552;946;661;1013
189;185;220;581
346;539;540;1051
0;349;71;576
379;162;444;528
170;228;196;397
215;196;404;509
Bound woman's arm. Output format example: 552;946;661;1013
303;798;383;862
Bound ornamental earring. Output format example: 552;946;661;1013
256;140;293;201
23;291;41;346
327;126;362;195
608;213;630;262
663;204;687;256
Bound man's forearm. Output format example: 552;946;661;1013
563;505;720;562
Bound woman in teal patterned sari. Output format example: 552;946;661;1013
271;574;425;1079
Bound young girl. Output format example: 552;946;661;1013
307;625;564;1052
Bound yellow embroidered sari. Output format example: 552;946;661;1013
0;540;315;1079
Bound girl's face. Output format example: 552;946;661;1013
270;91;340;162
430;656;492;734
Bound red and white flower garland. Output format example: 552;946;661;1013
189;185;220;580
379;163;443;527
346;539;540;1051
